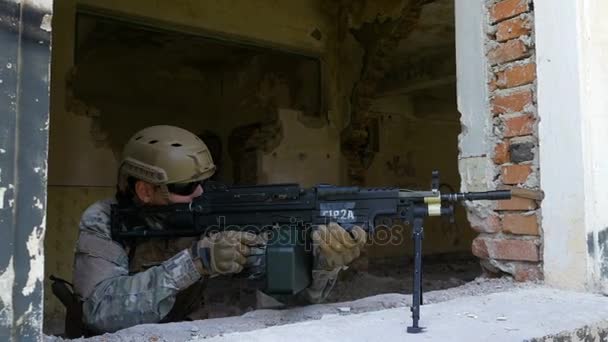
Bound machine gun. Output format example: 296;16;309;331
111;170;511;333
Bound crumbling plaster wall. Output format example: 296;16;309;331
45;0;342;331
50;0;338;187
457;0;542;281
261;91;471;258
364;91;472;257
331;0;470;257
45;0;468;331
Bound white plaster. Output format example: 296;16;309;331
458;157;495;193
41;116;49;131
535;0;608;291
0;149;5;154
580;0;608;293
0;187;5;209
455;0;491;158
22;220;45;297
40;14;52;32
15;303;36;330
32;196;43;210
8;199;14;208
0;257;14;326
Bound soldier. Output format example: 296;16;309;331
71;125;367;334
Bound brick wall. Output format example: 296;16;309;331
472;0;542;281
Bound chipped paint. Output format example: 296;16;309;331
7;184;14;209
1;0;52;336
15;303;35;328
40;14;51;32
0;188;5;209
22;218;45;297
0;149;5;154
41;116;49;131
0;257;14;326
32;196;43;210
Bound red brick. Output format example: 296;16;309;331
496;16;532;42
501;164;532;184
494;140;511;165
488;40;529;65
503;213;539;235
497;63;537;88
492;89;533;115
504;114;535;137
472;237;490;259
490;0;530;24
470;214;501;234
513;262;543;281
497;197;538;211
472;237;540;262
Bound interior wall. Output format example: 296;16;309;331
46;0;340;332
364;88;470;257
43;187;114;331
45;0;464;332
69;20;323;185
259;109;342;187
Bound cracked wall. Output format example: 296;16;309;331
45;0;340;333
45;0;470;333
457;0;543;281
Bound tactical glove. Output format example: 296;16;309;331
191;231;264;276
311;222;367;271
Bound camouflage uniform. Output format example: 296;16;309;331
72;198;341;334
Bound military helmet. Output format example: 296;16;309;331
119;125;216;193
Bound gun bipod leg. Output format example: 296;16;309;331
407;216;425;333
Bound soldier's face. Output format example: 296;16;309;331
166;184;204;204
136;181;203;205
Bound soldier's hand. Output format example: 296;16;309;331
312;222;367;271
191;231;264;276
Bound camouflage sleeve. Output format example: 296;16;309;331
72;199;202;334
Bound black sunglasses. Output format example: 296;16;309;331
167;180;206;196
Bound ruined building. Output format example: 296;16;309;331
1;0;607;340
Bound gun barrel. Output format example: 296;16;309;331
441;190;511;202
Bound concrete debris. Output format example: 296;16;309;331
45;277;532;342
45;286;608;342
185;288;608;342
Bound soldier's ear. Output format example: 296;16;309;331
134;180;155;204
